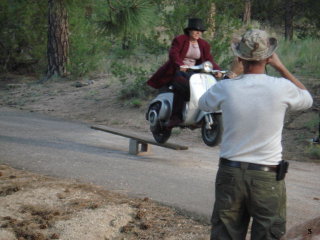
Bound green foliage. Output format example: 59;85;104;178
0;0;47;73
209;15;242;69
98;0;157;50
306;145;320;160
304;0;320;29
129;98;143;108
304;115;320;131
1;0;320;79
215;0;244;19
110;61;156;102
267;38;320;77
0;0;112;76
67;1;110;77
142;33;169;55
110;61;133;83
251;0;284;24
159;0;218;38
171;128;182;135
251;0;320;39
161;3;188;38
109;43;138;58
84;89;99;100
294;18;320;39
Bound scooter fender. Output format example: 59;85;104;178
195;111;210;123
195;111;222;124
148;92;173;121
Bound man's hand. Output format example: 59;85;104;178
180;65;188;72
226;71;237;78
266;53;285;70
214;71;223;78
267;53;307;90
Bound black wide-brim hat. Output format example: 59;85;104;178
183;18;206;35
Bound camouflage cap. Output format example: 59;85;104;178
231;29;278;61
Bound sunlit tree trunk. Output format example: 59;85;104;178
47;0;69;78
204;3;216;40
284;0;294;40
243;0;251;24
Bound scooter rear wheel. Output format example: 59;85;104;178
151;125;171;144
148;103;172;144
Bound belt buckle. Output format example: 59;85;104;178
260;166;270;172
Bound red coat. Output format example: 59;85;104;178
147;34;221;89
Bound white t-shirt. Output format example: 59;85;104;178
198;74;313;165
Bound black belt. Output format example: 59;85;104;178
220;158;278;172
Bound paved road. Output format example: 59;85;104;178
0;108;319;229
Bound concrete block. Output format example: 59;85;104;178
129;139;152;155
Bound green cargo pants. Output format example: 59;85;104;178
210;163;286;240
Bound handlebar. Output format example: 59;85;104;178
182;62;227;75
211;70;227;74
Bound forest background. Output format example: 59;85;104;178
1;0;320;78
0;1;320;239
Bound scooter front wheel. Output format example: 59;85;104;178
151;125;171;144
201;114;222;147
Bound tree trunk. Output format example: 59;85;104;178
243;0;251;25
47;0;69;78
284;0;294;40
204;3;216;40
122;36;130;50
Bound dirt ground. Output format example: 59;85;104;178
0;164;211;240
0;73;319;240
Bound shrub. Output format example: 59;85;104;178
306;145;320;160
110;61;156;102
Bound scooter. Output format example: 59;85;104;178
146;61;225;147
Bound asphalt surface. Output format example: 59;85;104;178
0;108;319;229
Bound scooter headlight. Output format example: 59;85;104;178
203;61;213;73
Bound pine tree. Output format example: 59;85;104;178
47;0;69;78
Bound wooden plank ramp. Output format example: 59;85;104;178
91;125;188;155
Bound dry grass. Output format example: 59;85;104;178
0;164;210;240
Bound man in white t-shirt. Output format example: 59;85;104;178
199;29;313;240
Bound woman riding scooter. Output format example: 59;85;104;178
147;18;222;128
